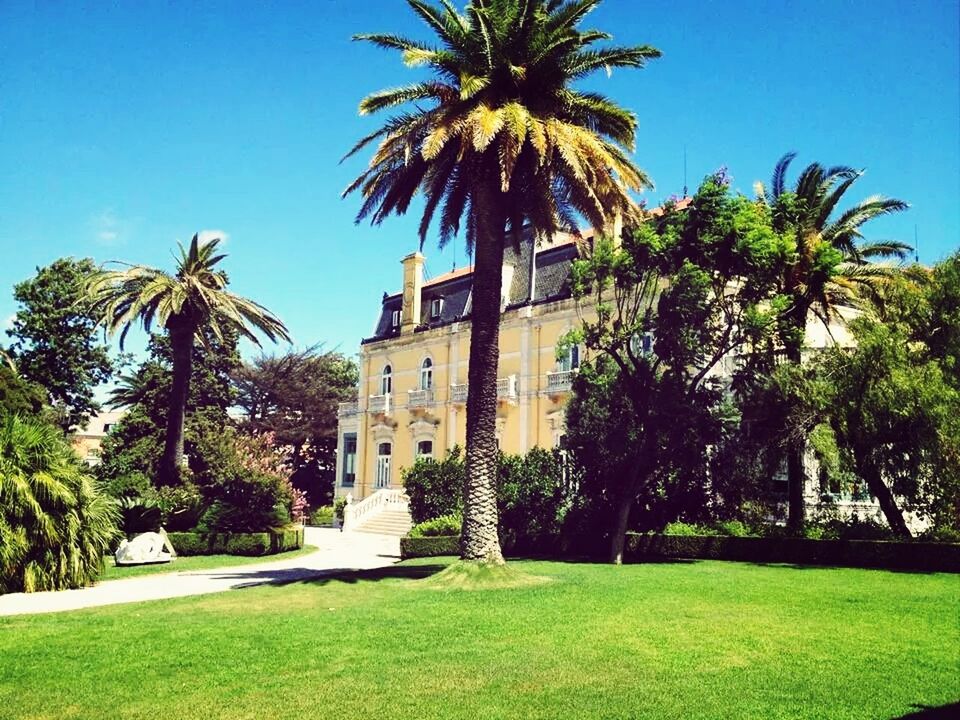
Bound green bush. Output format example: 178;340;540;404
334;496;347;522
166;527;304;557
714;520;754;537
400;535;461;559
198;468;292;532
663;521;718;536
409;513;462;538
1;414;119;593
309;505;334;526
919;525;960;543
498;447;575;553
117;495;162;534
149;484;205;531
402;446;464;524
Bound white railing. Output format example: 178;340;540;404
451;383;469;403
368;394;391;414
341;488;409;531
546;370;574;393
408;388;434;407
338;401;359;417
497;374;518;402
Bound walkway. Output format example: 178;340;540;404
0;527;400;617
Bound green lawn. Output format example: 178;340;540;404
98;545;319;581
1;558;957;720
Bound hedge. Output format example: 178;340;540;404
167;527;304;557
400;535;460;559
624;534;960;572
400;532;960;571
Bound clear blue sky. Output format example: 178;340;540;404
1;0;958;362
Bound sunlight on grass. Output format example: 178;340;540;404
416;559;552;590
98;545;318;581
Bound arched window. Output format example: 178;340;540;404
420;357;433;390
376;442;392;488
381;364;392;395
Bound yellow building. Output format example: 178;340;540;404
335;230;591;500
71;409;125;466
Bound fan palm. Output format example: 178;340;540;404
87;235;290;486
0;413;119;593
344;0;658;564
758;152;910;530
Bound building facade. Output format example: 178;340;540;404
71;409;126;466
335;231;589;501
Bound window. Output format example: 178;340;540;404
629;331;655;358
381;365;392;395
391;309;401;328
416;440;433;459
420;357;433;390
341;433;357;487
430;297;443;319
558;344;580;372
102;423;113;433
376;442;392;488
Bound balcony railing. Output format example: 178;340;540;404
368;394;391;414
497;374;518;402
337;401;359;417
450;384;469;403
408;388;435;408
546;370;575;393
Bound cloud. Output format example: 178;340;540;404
197;229;229;246
3;315;14;331
91;209;128;246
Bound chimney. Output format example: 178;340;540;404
401;252;425;334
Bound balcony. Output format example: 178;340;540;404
368;394;391;414
337;401;359;418
450;383;469;404
546;370;575;393
497;374;518;403
449;375;518;404
408;388;435;408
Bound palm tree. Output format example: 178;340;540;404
87;235;290;486
758;152;910;531
0;414;119;593
344;0;658;564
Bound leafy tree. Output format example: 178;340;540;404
758;153;910;531
567;172;787;562
402;446;466;525
0;413;119;593
87;235;289;485
232;347;358;506
0;364;48;418
345;0;658;564
96;331;240;495
7;258;113;431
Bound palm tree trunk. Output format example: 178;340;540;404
158;318;194;487
784;326;806;534
460;184;506;565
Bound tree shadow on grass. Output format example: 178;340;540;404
892;702;960;718
210;563;449;590
743;562;944;575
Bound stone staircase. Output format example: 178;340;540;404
342;488;413;537
353;507;413;536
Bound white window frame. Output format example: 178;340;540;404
381;364;392;396
376;442;392;488
430;297;443;319
419;357;433;390
391;309;401;328
416;439;434;460
558;344;581;372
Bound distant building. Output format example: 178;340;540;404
71;409;125;466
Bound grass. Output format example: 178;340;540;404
1;557;957;720
98;545;318;581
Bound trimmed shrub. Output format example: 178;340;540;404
623;533;960;572
309;505;334;526
400;535;461;559
409;513;461;538
166;526;304;557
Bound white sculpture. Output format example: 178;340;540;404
114;528;177;566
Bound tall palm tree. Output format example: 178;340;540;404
87;235;290;486
758;152;910;530
344;0;658;564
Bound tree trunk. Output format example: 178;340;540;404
158;318;195;487
784;330;806;534
460;184;507;564
857;455;912;539
609;493;634;565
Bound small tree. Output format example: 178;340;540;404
568;172;787;563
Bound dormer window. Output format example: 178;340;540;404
430;297;443;319
391;310;401;328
